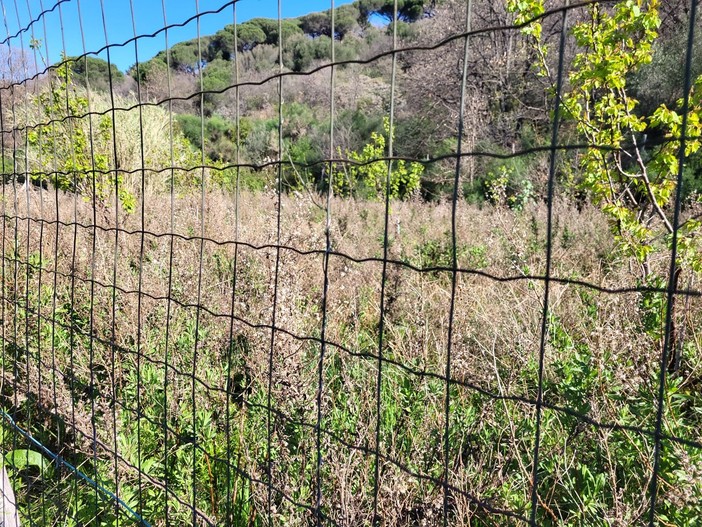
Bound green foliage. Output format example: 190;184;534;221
3;186;702;525
334;4;362;38
200;58;232;115
130;56;168;84
11;5;702;526
246;18;303;46
165;40;207;72
387;20;419;40
638;274;667;339
284;34;333;72
412;233;486;275
241;117;278;165
0;155;14;182
283;34;360;71
4;449;52;476
299;4;359;39
209;26;235;59
176;113;246;163
338;108;384;149
138;38;212;78
176;113;205;148
536;311;702;526
202;18;308;67
390;114;453;200
211;23;266;59
462;140;541;207
66;56;123;92
333;117;423;200
28;59;135;212
509;0;702;276
484;165;534;211
284;136;322;191
299;12;332;38
630;19;702;116
135;7;369;84
236;22;267;51
277;103;325;189
679;152;702;202
202;58;232;87
210;166;268;192
356;0;430;23
175;113;273;191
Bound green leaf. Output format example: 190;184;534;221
4;449;52;476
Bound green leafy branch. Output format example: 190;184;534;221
27;56;135;212
332;117;423;200
508;0;702;277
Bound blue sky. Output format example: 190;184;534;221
2;0;355;73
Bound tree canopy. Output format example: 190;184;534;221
66;55;123;91
299;4;360;39
509;0;702;281
357;0;431;23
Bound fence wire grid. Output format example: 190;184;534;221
0;0;701;525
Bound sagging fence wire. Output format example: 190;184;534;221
0;0;701;526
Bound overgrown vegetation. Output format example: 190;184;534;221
1;0;702;525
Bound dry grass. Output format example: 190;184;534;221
1;184;701;526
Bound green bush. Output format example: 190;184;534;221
463;143;539;209
67;55;124;92
246;18;303;46
285;35;325;72
357;0;430;23
28;58;135;212
299;4;360;39
200;58;233;115
284;135;323;191
176;114;249;164
129;56;167;84
210;23;267;59
484;165;534;211
333;117;423;200
387;20;419;40
210;166;269;192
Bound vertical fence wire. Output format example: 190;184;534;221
77;0;103;516
192;1;207;522
0;5;7;520
36;0;63;519
224;3;240;525
1;6;21;524
96;0;125;522
159;1;174;524
127;0;146;519
14;1;34;523
529;2;569;525
266;0;285;523
649;0;699;524
443;1;472;525
314;0;335;523
371;0;399;523
62;0;83;513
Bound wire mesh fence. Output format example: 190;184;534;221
0;0;701;525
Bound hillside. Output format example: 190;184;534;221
56;0;702;206
2;1;702;525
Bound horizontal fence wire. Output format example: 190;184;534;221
0;0;701;526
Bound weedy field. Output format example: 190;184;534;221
1;184;701;526
1;0;702;524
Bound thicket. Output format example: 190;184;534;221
3;191;701;526
17;0;702;209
